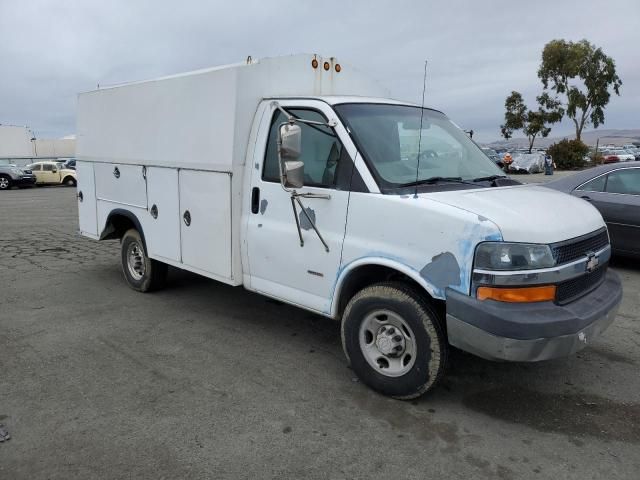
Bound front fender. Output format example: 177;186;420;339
330;256;443;318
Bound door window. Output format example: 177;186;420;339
577;175;606;192
28;164;41;171
42;164;54;171
263;109;346;188
605;169;640;195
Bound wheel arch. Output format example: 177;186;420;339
100;208;147;248
331;257;444;319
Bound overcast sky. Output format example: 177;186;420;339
1;0;638;142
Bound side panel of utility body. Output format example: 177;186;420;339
76;54;622;399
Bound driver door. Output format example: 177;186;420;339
246;100;352;314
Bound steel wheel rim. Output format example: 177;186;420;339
359;309;417;377
0;178;9;189
126;241;146;281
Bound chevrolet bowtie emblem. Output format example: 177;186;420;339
586;253;599;273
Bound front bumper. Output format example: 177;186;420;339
14;175;37;186
445;270;622;362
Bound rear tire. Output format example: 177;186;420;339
341;282;447;399
0;175;11;190
63;176;77;186
120;228;168;292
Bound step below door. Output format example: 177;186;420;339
178;170;232;279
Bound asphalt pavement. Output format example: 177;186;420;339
1;185;638;479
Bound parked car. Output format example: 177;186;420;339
545;164;640;258
26;161;77;186
64;158;76;170
0;163;37;190
610;149;635;162
601;151;621;164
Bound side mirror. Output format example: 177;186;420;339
283;161;304;189
279;124;302;160
279;123;304;189
52;169;57;173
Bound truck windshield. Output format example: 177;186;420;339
334;103;505;190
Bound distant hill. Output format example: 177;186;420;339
485;129;640;149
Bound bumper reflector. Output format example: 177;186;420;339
477;285;556;303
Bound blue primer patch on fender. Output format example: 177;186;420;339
420;252;461;296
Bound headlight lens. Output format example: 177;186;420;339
475;242;555;271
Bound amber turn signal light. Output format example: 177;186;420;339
323;61;330;71
335;63;341;72
477;285;556;303
311;58;319;69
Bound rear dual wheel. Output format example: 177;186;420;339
120;229;167;292
341;282;447;399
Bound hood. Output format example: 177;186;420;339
425;184;605;243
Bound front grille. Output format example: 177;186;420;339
552;229;609;265
556;264;607;304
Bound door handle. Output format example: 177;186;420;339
113;167;120;179
580;195;592;201
251;187;260;214
183;210;191;226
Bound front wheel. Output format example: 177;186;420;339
341;282;448;399
0;175;12;190
120;228;168;292
63;176;77;186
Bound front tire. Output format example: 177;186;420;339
120;228;168;292
0;175;12;190
63;176;77;186
341;282;447;399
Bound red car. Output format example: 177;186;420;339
602;153;620;164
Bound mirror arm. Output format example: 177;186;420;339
290;195;305;247
291;193;330;253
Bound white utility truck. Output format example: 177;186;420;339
76;54;622;398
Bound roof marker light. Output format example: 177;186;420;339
335;64;341;73
323;62;330;71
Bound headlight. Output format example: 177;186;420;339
475;242;555;271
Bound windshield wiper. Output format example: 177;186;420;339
472;175;507;183
401;176;480;187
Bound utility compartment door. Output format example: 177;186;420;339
179;170;232;279
94;163;147;208
146;167;181;262
76;161;98;237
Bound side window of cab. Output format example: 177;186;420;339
263;108;349;189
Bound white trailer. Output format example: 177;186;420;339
77;54;621;398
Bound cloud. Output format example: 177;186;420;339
0;0;638;142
